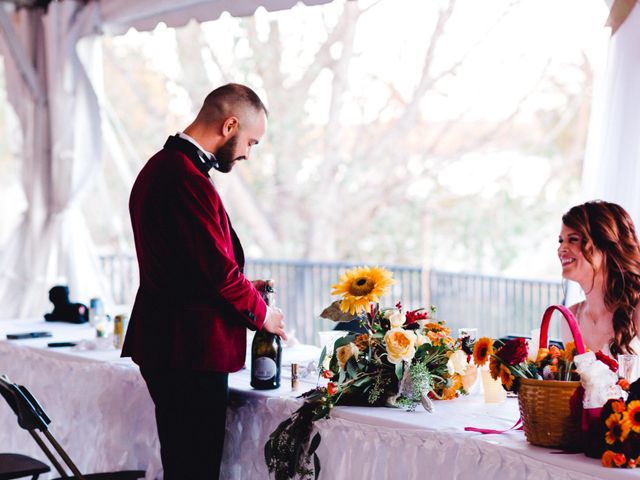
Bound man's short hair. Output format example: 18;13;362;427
198;83;268;124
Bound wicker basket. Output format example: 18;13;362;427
517;305;586;450
518;378;582;449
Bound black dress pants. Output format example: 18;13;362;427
141;368;229;480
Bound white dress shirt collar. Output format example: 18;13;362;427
177;132;213;160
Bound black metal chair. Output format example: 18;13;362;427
0;374;145;480
0;453;50;480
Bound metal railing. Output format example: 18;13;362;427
98;255;564;345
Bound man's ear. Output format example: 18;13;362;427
222;117;239;138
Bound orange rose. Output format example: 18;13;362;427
602;450;616;467
613;453;627;467
612;399;627;414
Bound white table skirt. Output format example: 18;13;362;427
0;319;634;480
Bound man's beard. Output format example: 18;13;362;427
215;134;241;173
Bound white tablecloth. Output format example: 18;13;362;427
0;320;634;480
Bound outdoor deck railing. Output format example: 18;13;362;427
99;255;564;345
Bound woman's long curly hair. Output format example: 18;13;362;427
562;200;640;356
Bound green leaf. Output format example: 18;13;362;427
346;357;358;378
353;376;372;387
333;333;357;349
395;362;404;381
318;346;327;371
309;432;321;454
314;453;321;480
338;369;346;384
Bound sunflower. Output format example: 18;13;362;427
498;364;514;390
562;341;576;362
624;400;640;433
331;266;394;314
605;413;631;445
489;356;501;380
473;337;494;366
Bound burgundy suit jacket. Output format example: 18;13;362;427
122;136;267;372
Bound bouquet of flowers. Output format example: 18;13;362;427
471;336;580;393
265;266;471;480
599;390;640;468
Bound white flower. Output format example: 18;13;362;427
447;349;469;376
384;309;405;328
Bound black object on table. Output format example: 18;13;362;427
6;332;52;340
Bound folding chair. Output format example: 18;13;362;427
0;374;145;480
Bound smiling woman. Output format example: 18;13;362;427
558;200;640;356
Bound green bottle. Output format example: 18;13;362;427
251;280;282;390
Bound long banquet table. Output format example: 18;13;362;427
0;319;635;480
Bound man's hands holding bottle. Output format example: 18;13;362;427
253;279;287;341
263;306;287;341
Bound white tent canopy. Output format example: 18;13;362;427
0;0;637;319
0;0;336;319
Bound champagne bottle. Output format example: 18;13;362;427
251;280;282;390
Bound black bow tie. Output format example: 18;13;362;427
164;135;219;176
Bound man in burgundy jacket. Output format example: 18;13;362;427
122;84;286;479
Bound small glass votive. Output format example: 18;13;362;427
618;354;640;383
481;368;506;403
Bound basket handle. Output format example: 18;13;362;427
539;304;586;354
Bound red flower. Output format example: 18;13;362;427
405;309;429;326
496;338;529;366
327;382;338;396
322;370;333;379
596;351;619;373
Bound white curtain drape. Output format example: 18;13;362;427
0;2;109;318
582;3;640;224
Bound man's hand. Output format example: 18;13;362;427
251;279;267;291
263;306;287;341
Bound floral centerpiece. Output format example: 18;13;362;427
471;337;579;393
265;266;471;480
